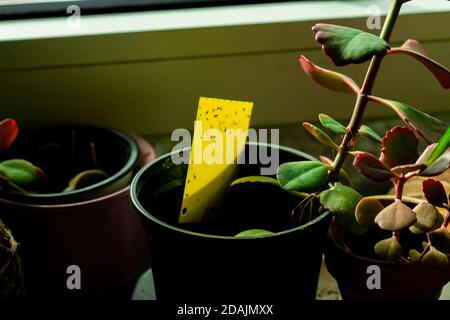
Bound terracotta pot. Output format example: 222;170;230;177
325;221;450;300
0;126;156;299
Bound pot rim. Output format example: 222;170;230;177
327;218;450;266
131;141;331;240
1;125;140;203
0;184;132;209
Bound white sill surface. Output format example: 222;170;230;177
0;0;448;41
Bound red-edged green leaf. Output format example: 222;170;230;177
0;118;19;152
299;56;359;93
353;151;393;182
303;122;338;151
319;114;347;134
388;40;450;89
277;161;330;192
423;179;448;207
374;236;403;261
359;125;382;143
368;96;447;143
425;126;450;166
355;197;384;229
374;199;417;231
381;126;419;167
64;169;108;192
0;159;40;186
312;23;389;66
319;184;366;235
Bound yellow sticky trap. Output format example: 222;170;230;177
179;97;253;223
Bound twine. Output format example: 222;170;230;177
0;220;25;300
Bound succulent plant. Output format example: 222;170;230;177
236;0;449;263
0;118;108;194
275;0;450;265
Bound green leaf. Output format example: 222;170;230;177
355;197;384;229
429;227;450;254
425;126;450;166
234;229;274;238
409;249;422;262
374;236;403;261
409;202;439;234
303;122;338;151
299;56;359;93
388;39;450;89
319;184;366;235
422;247;449;269
277;161;330;192
0;159;40;186
312;23;389;66
353;151;393;182
374;199;417;231
64;169;108;192
368;96;447;143
381;126;419;167
416;143;450;176
359;125;382;143
319;114;346;134
229;175;307;198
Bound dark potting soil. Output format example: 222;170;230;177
139;159;319;237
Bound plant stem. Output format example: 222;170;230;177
331;0;403;175
395;177;405;200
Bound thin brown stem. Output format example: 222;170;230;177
331;0;403;177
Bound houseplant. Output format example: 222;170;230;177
131;143;332;300
274;0;450;299
0;119;155;299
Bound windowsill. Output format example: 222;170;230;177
0;0;448;135
0;0;447;42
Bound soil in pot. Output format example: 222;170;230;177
132;143;332;300
0;125;140;204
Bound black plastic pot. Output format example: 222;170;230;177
0;125;155;299
131;143;332;300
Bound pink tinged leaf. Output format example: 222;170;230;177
391;163;425;176
367;96;447;143
381;126;419;168
353;151;393;182
0;118;19;152
388;39;450;89
312;23;389;66
423;179;448;208
299;56;359;93
374;199;417;231
319;155;333;165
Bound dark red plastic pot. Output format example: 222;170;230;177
0;126;156;299
131;143;332;300
325;221;450;300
